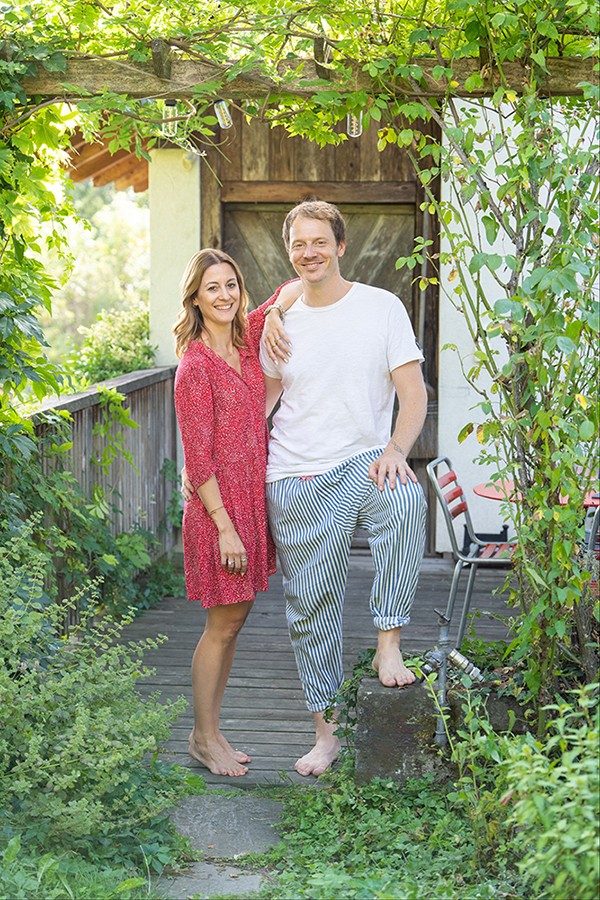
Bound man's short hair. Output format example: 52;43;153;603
282;200;346;250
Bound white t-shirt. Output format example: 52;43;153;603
260;282;424;482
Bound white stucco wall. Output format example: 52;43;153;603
436;108;509;552
149;148;201;366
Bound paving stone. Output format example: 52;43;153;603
157;860;263;899
354;677;449;785
169;795;282;859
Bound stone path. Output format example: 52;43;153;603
157;795;282;899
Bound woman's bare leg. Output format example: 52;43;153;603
189;600;253;776
212;623;252;763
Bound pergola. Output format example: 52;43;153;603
35;51;594;191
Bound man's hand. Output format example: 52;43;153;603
181;466;194;502
368;447;418;491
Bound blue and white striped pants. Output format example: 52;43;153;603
267;448;427;711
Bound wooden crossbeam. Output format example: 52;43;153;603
22;55;596;100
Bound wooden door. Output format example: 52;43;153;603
223;200;438;552
223;203;415;318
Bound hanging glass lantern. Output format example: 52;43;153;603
214;99;234;129
161;99;178;138
346;111;363;138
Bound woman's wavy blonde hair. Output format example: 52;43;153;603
173;249;249;358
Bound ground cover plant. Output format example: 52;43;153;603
247;681;599;900
0;522;201;896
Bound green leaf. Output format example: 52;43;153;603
457;422;474;443
467;253;483;274
531;50;549;72
464;73;485;92
482;215;499;245
579;420;595;441
556;336;577;354
494;299;513;317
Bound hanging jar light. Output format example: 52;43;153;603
161;99;178;138
346;111;363;138
214;99;233;129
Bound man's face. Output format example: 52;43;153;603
287;215;346;285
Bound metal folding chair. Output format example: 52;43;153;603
425;456;516;745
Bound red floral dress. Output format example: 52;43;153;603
174;293;279;607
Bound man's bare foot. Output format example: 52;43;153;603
217;731;251;764
294;735;340;777
372;648;416;688
188;733;248;776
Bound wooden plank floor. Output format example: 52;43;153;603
125;555;512;787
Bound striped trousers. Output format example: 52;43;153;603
267;448;427;711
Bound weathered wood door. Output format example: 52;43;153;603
223;200;438;552
223;202;416;318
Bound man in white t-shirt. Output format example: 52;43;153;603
260;200;428;777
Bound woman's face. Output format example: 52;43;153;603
194;262;241;331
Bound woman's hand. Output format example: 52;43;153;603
263;280;303;364
181;467;194;502
218;525;248;575
263;308;292;364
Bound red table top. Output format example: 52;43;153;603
473;481;600;508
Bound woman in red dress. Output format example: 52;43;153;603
173;249;299;776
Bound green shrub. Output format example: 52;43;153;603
251;764;521;899
0;522;197;871
1;408;180;619
71;298;155;385
449;684;599;900
0;837;148;900
502;687;599;899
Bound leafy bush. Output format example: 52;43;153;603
0;522;197;871
449;684;599;900
70;298;155;385
0;837;148;900
502;687;599;899
1;405;181;619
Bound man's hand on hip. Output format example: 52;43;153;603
368;447;418;490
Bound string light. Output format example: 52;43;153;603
161;99;178;137
214;99;233;129
346;112;363;138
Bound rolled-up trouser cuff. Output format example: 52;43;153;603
373;615;411;631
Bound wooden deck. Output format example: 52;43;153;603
125;554;512;787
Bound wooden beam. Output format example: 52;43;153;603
69;139;113;168
116;166;148;191
22;56;596;100
91;154;146;187
69;146;132;181
220;181;416;204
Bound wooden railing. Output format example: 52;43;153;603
34;367;179;557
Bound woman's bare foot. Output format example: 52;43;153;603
372;648;416;687
217;731;251;764
188;732;248;776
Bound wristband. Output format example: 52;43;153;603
265;302;285;323
207;505;225;517
391;441;407;457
